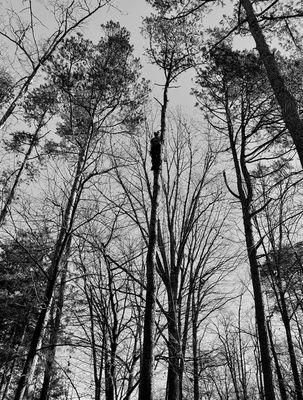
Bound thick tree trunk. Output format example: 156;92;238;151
138;168;160;400
241;206;276;400
179;289;191;400
24;327;48;400
104;331;116;400
166;305;180;400
166;249;181;400
240;0;303;168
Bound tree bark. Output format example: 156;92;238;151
166;301;181;400
192;299;199;400
241;205;275;400
240;0;303;168
267;319;288;400
138;69;169;400
225;91;276;400
39;237;71;400
138;166;160;400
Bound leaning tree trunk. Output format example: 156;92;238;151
24;306;52;400
14;148;85;400
240;0;303;168
0;117;46;226
275;273;302;399
39;236;71;400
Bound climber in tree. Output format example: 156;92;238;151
150;131;162;172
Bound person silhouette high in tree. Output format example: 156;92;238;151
150;131;162;172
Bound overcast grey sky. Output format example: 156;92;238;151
56;0;254;116
88;1;255;112
85;1;200;113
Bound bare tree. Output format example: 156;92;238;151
194;44;293;400
138;11;197;400
255;165;303;400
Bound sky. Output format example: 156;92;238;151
85;0;255;114
85;0;199;113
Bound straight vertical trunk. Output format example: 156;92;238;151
267;319;288;400
138;168;160;400
192;306;199;400
138;74;169;400
104;331;115;400
166;253;181;400
241;206;275;400
166;306;180;400
225;89;276;400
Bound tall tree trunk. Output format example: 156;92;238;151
14;148;85;400
24;303;53;400
166;302;181;400
237;299;248;400
225;94;276;400
104;331;115;400
240;0;303;168
179;287;192;400
191;298;199;400
138;75;169;400
39;237;71;400
267;319;288;400
166;237;181;400
138;166;160;400
254;336;265;400
241;207;275;400
106;258;118;400
279;290;302;398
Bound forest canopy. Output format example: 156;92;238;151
1;1;303;400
